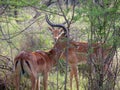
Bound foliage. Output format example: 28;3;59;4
0;0;120;90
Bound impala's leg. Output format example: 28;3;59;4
104;64;113;77
14;74;20;90
43;72;48;90
72;64;79;90
14;70;20;90
36;77;40;90
70;68;74;90
31;74;36;90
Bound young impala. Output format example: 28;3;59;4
46;15;113;90
14;19;68;90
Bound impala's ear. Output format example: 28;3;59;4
48;27;54;31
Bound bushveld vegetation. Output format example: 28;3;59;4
0;0;120;90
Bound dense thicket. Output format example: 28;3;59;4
0;0;120;90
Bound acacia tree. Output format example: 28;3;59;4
46;0;120;90
0;0;120;90
81;0;120;90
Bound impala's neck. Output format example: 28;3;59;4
48;37;67;62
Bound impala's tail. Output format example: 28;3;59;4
14;51;32;75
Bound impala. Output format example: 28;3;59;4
14;21;68;90
46;15;113;90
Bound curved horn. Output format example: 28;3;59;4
45;15;68;34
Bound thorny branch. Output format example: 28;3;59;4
57;0;76;90
0;17;40;41
0;55;13;71
0;5;8;15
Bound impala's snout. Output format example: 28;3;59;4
54;37;59;42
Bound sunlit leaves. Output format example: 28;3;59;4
0;0;40;7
